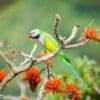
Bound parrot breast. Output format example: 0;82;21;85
45;39;58;51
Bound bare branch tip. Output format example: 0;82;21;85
55;14;60;20
76;25;81;28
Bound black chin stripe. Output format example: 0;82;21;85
34;34;40;39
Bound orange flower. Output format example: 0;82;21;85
39;51;53;66
23;66;42;92
84;26;97;39
66;83;76;92
45;78;62;93
23;66;40;79
0;69;7;82
84;26;100;42
66;83;80;100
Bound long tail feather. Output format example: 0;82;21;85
62;58;88;88
63;58;82;80
58;51;87;88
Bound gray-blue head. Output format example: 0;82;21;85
28;29;40;40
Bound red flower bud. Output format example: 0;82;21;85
0;69;7;82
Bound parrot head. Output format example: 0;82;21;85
28;29;40;40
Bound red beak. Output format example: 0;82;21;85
28;34;33;40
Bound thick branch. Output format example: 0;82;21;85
0;46;61;90
17;81;26;97
0;45;37;90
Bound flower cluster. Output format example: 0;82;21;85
0;69;7;82
45;78;62;93
22;66;42;92
66;83;80;100
84;26;100;42
44;76;80;100
84;26;96;39
39;50;53;66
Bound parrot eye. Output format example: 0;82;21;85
28;34;33;39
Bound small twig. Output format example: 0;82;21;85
0;95;32;100
37;78;47;100
54;14;64;44
54;14;60;36
64;39;89;48
20;44;37;59
17;80;26;97
20;44;37;66
38;68;45;76
37;66;51;100
0;50;16;72
86;95;91;100
93;84;100;95
0;41;4;49
0;94;21;100
64;25;79;45
30;44;37;57
0;72;15;90
46;66;51;80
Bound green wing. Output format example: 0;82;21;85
43;32;59;51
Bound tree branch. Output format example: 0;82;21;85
64;25;80;45
54;14;65;44
53;15;89;49
0;46;61;90
0;45;38;90
64;39;89;48
37;66;51;100
0;50;16;72
0;80;32;100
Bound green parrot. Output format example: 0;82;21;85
28;29;84;83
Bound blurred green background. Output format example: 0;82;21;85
0;0;100;99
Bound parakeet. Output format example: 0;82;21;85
28;29;84;83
